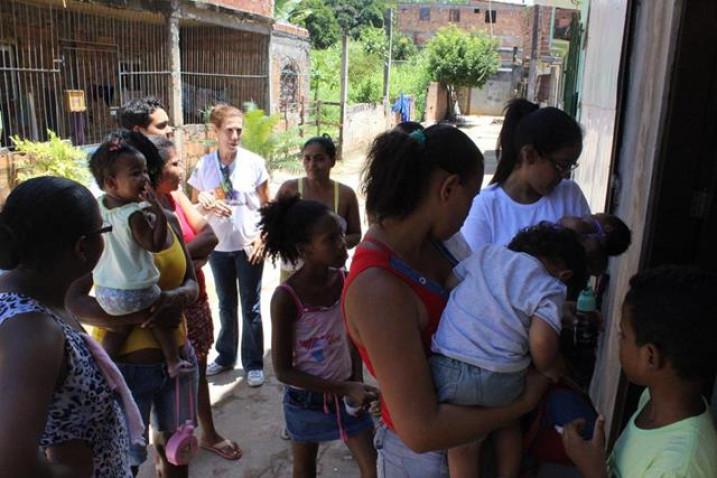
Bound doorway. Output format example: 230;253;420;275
618;0;717;430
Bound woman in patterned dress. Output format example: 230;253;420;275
0;176;132;477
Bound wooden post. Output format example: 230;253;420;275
316;100;321;135
338;33;349;160
168;0;184;159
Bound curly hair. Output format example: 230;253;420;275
258;194;330;266
118;96;164;130
507;222;588;299
89;130;163;189
624;265;717;382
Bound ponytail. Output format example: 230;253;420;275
492;99;582;185
363;124;483;223
493;99;539;184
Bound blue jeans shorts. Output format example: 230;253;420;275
117;344;199;466
429;354;525;407
283;387;374;443
374;422;448;478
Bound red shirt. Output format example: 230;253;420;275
341;237;450;430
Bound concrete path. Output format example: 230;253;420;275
138;118;503;477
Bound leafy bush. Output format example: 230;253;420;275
392;33;418;61
10;130;90;184
425;26;500;89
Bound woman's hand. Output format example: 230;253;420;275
518;368;551;413
248;236;266;265
197;191;231;217
141;291;185;328
342;381;380;408
562;416;608;478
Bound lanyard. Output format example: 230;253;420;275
216;152;236;201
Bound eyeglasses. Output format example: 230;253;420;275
83;223;113;237
547;155;579;174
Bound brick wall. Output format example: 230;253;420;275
398;3;572;61
271;25;311;118
201;0;273;17
425;82;449;123
397;1;529;49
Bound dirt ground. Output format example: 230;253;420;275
138;117;504;477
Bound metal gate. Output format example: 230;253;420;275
61;42;120;145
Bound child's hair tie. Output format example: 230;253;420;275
108;138;122;152
409;129;426;145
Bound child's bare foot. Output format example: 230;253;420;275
167;359;195;378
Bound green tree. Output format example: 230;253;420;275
301;0;341;49
425;26;500;118
326;0;385;37
392;32;418;61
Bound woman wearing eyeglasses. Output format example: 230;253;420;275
0;176;133;477
458;99;590;252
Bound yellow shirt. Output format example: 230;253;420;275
608;389;717;477
91;230;188;354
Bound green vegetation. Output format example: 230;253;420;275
241;102;303;172
281;1;500;123
425;26;500;118
10;130;90;184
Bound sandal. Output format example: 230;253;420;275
201;439;242;461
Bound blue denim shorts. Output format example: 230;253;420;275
283;387;374;443
429;354;525;407
117;344;199;466
374;422;448;478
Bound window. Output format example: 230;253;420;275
474;8;481;14
485;9;497;23
280;63;299;109
449;9;460;23
419;7;430;21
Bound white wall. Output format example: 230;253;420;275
577;0;685;440
573;0;628;213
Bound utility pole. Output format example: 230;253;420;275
527;5;541;102
338;33;349;160
383;8;394;128
168;0;184;163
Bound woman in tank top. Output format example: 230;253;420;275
342;125;550;477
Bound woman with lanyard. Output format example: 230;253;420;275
188;104;270;384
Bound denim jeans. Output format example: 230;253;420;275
117;345;199;467
374;422;448;478
209;249;264;370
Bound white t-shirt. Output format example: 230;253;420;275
188;148;269;253
92;198;159;290
431;244;566;373
460;179;591;252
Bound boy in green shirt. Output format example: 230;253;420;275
563;265;717;477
